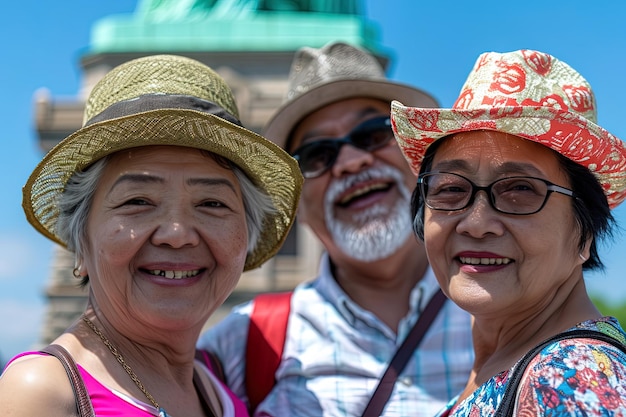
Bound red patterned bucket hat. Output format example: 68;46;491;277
391;49;626;209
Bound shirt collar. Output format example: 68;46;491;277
313;252;440;329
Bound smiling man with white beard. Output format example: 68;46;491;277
198;42;474;417
324;165;413;262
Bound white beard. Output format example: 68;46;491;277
324;165;413;262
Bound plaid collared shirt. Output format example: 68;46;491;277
198;253;474;416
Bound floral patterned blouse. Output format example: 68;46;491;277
437;317;626;416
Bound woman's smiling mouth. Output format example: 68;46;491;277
458;257;512;266
146;269;201;279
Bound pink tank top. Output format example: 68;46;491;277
6;351;249;416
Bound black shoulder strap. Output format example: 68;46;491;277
494;329;626;417
40;344;96;417
360;289;447;416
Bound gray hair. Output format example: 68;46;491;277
56;152;276;274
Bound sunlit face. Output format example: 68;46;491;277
81;145;248;331
290;98;416;263
423;131;588;318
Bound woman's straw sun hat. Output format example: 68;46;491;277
23;54;302;270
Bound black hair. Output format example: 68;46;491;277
410;139;445;242
554;152;615;270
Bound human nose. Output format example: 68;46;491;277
330;143;375;177
150;207;200;248
455;190;505;238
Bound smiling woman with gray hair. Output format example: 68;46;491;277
0;54;301;417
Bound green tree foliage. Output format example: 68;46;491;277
591;295;626;325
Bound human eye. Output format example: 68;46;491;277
497;178;543;196
110;195;155;213
296;141;336;173
195;189;239;211
109;192;153;208
354;120;392;148
355;127;392;149
109;178;158;208
428;175;470;196
122;197;151;206
199;199;228;209
494;178;547;212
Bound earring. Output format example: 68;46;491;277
579;253;587;261
73;268;82;278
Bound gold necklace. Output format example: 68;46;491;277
82;316;171;417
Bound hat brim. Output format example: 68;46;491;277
23;108;303;271
264;79;439;150
391;101;626;209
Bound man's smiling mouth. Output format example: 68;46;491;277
337;182;392;206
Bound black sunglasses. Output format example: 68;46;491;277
291;116;394;178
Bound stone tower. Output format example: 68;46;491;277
34;0;387;344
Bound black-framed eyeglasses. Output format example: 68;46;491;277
291;116;393;179
418;172;576;215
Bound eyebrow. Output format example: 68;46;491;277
432;159;546;177
187;177;238;193
111;173;238;193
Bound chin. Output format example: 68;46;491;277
448;282;496;311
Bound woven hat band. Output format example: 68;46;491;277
85;94;242;127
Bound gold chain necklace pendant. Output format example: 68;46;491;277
82;316;171;417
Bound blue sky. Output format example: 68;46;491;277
1;1;625;362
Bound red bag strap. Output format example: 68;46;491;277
245;291;293;412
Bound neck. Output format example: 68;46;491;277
468;277;601;389
331;238;429;331
78;307;210;416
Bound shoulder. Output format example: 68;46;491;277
524;334;626;377
197;310;251;363
536;335;626;368
290;278;332;312
0;352;76;416
201;301;253;340
516;336;626;414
